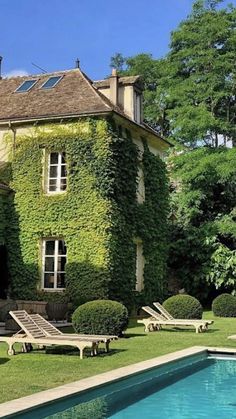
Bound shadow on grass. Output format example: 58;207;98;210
156;327;219;334
0;358;10;365
123;333;146;338
44;347;126;357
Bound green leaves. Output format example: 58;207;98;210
169;147;236;301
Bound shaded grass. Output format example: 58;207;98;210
0;311;236;403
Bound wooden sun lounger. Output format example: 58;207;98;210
153;302;214;326
138;306;213;333
30;313;117;353
0;311;117;359
228;335;236;341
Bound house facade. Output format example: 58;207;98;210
0;67;170;310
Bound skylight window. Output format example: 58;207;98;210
15;79;37;93
40;76;62;89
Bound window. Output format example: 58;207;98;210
134;91;142;123
40;76;62;89
47;152;67;193
135;240;145;292
42;239;66;289
137;165;145;204
15;79;37;92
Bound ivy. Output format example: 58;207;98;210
2;118;169;311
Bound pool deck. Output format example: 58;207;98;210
1;345;236;418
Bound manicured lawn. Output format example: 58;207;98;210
0;311;236;404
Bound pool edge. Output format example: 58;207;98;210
0;346;234;418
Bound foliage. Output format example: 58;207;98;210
212;293;236;317
0;300;17;322
36;291;69;303
112;0;236;146
0;193;8;245
72;300;128;336
4;120;169;310
168;147;236;301
138;141;169;304
163;294;203;319
206;244;236;291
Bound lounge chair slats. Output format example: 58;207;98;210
138;304;214;333
30;314;118;349
0;310;117;359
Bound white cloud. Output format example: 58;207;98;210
3;69;29;78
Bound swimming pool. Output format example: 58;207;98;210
3;348;236;418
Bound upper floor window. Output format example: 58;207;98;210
137;165;145;204
42;239;66;290
134;91;142;124
47;152;67;193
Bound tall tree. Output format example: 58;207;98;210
111;0;236;147
167;0;236;147
168;147;236;300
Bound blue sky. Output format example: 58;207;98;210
1;0;235;80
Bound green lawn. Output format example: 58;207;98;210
1;311;236;404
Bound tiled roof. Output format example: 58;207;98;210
93;75;141;88
0;69;113;122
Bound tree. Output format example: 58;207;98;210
167;0;236;147
168;147;236;301
111;0;236;147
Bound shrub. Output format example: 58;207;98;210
212;294;236;317
163;295;203;319
72;300;129;336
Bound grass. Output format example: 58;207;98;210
0;311;236;404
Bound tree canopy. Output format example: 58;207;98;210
168;147;236;300
111;0;236;147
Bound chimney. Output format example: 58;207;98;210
0;57;2;80
75;58;80;68
110;68;119;106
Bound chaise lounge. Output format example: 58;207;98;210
138;305;213;333
30;313;117;353
0;310;117;359
153;302;214;328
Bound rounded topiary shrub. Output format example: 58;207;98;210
163;295;203;319
72;300;129;336
212;294;236;317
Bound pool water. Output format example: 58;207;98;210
111;358;236;418
12;354;236;419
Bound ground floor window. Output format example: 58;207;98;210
42;239;66;289
135;240;145;292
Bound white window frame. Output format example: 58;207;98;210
40;75;63;90
15;79;37;93
137;164;145;204
42;239;66;290
134;239;145;292
46;151;67;194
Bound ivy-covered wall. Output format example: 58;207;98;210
0;192;8;245
3;117;169;310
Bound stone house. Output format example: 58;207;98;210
0;66;170;309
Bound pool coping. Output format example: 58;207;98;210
1;345;236;418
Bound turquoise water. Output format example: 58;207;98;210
12;354;236;419
111;358;236;418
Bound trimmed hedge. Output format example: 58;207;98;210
163;295;203;319
212;294;236;317
72;299;128;336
